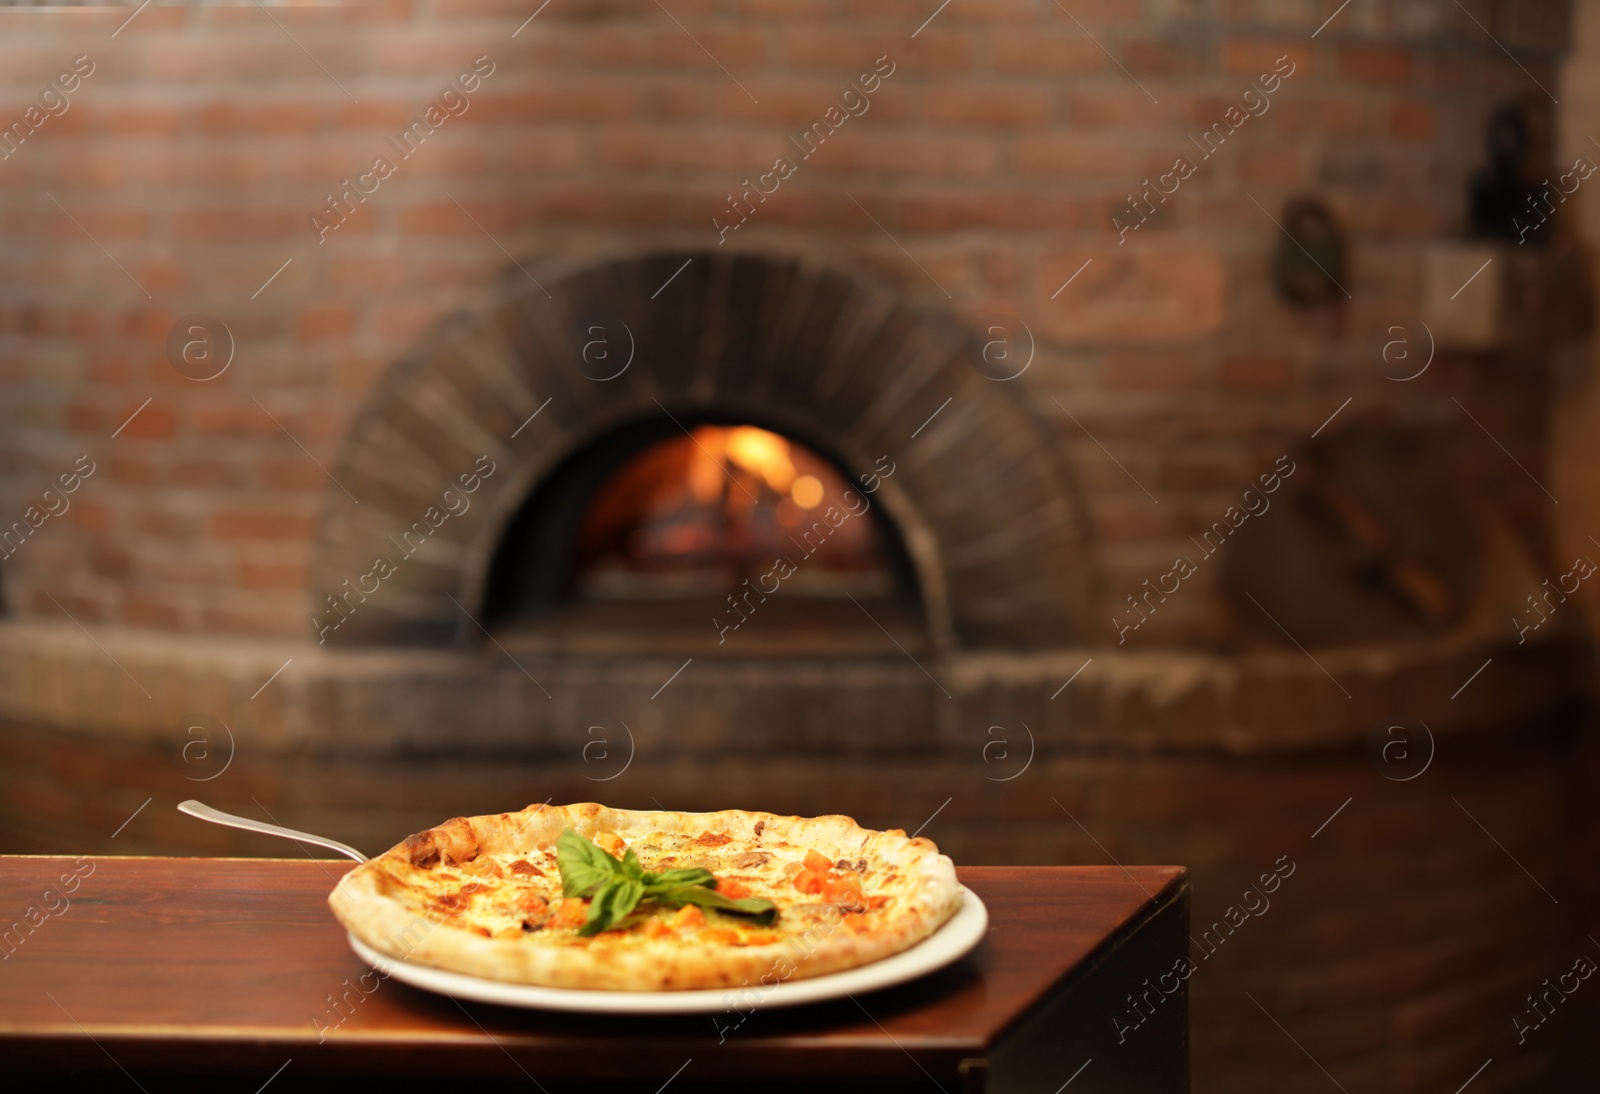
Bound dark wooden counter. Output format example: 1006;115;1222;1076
0;857;1188;1092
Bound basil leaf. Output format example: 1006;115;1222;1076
555;828;781;931
656;885;778;925
557;828;620;898
579;877;645;937
650;867;715;888
620;848;646;882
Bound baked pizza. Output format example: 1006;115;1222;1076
328;802;963;990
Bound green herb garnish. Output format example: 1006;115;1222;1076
555;828;778;936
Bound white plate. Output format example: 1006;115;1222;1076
346;886;988;1014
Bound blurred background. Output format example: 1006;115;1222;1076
2;0;1598;1088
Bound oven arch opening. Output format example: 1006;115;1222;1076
483;412;926;655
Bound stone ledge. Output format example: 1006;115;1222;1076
0;620;1587;760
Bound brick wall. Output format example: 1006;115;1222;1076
0;0;1571;647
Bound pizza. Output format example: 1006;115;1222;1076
328;802;963;991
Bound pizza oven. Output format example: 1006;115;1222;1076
308;250;1101;656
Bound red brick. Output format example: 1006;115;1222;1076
1122;38;1205;77
191;403;281;439
1101;350;1213;391
895;190;1088;233
470;83;642;123
1219;354;1294;391
1066;87;1165;129
48;206;149;243
1338;45;1413;85
130;504;202;541
922;85;1056;127
46;149;132;189
1091;504;1195;540
531;185;677;226
291;0;415;21
596;128;775;171
369;303;447;344
1013;134;1140;179
197;102;326;136
91;104;185;136
200;602;307;638
645;79;715;121
104;454;156;485
498;130;589;172
1275;94;1368;137
184;150;275;189
238;560;308;589
809;131;999;176
119;308;175;340
940;0;1046;22
1390;99;1436;139
142;40;299;82
208;509;318;541
574;26;767;70
293;306;357;342
694;186;857;230
1035;247;1226;343
430;0;554;15
990;31;1107;75
173;209;303;242
66;500;111;537
172;458;248;489
345;30;488;78
397;198;510;236
782;30;970;73
260;459;328;490
730;0;858;15
326;256;430;293
113;400;177;441
1221;39;1314;80
1238;146;1306;186
32;586;110;623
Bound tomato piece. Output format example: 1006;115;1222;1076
792;868;826;895
642;917;673;939
823;872;863;909
717;878;752;900
550;897;588;929
594;831;625;855
803;849;833;873
671;904;707;929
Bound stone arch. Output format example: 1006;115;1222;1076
309;250;1101;649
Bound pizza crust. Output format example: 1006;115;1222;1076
328;803;963;991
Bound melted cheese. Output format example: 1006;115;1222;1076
391;830;893;948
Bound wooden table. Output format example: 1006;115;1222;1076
0;857;1189;1093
